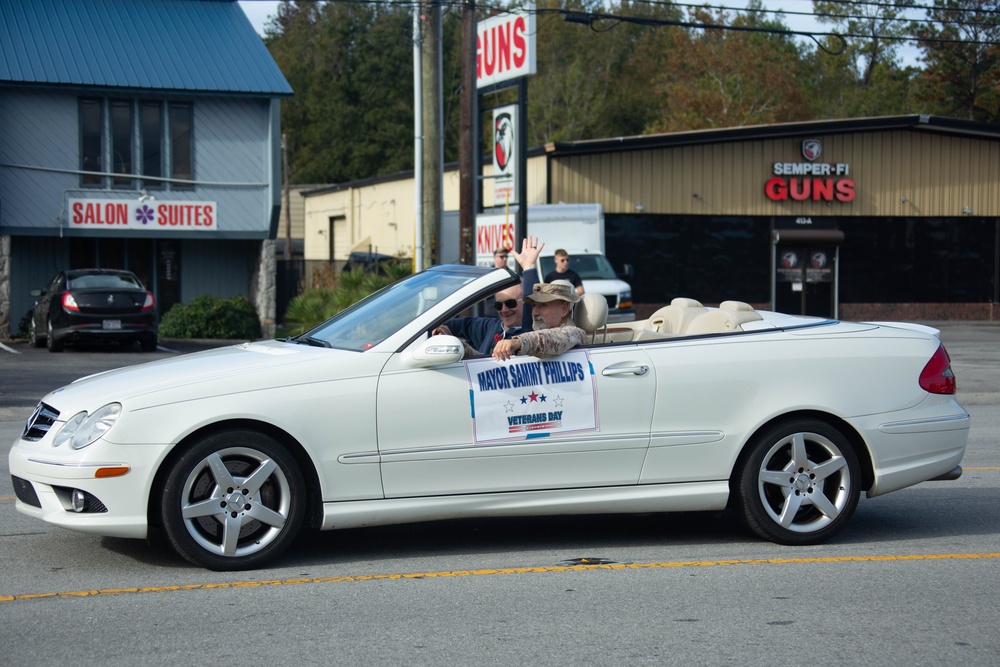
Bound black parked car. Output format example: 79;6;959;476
30;269;158;352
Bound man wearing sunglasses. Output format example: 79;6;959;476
432;236;543;356
493;247;510;269
543;248;585;296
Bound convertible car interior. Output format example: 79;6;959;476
572;295;769;345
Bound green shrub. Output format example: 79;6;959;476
18;309;32;339
159;295;262;340
284;261;412;335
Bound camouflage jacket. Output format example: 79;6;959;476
517;318;586;358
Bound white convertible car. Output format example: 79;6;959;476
10;265;969;570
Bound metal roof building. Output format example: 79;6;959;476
1;0;292;340
0;0;291;95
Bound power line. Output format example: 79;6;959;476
643;0;1000;29
541;6;999;50
269;0;1000;50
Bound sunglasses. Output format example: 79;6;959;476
492;298;521;311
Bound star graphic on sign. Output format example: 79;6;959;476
520;396;528;405
528;391;539;402
504;401;515;413
554;396;565;408
539;394;547;402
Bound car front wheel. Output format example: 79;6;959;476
734;419;860;545
160;430;306;570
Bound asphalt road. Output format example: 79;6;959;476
1;326;999;665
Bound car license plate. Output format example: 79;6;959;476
103;319;122;330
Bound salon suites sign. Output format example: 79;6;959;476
68;198;218;231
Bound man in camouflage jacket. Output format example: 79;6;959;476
492;280;586;360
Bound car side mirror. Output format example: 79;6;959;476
407;334;464;368
620;263;634;279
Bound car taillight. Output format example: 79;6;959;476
141;292;155;311
61;292;80;312
919;344;956;394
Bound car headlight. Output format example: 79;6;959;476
53;403;121;450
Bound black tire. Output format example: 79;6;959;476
140;336;158;352
160;430;306;570
733;419;860;545
46;320;64;352
29;318;45;348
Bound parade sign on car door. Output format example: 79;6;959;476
68;198;218;231
466;350;599;444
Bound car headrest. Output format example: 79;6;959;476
574;293;608;335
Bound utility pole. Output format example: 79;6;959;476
458;0;477;264
421;0;442;268
413;4;423;271
281;132;291;262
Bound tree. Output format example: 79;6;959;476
913;0;1000;121
802;38;921;118
645;4;812;131
524;0;675;143
266;1;422;183
813;0;917;86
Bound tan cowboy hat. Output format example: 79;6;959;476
526;280;580;304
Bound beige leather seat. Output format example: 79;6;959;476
573;293;608;343
646;297;708;334
685;300;763;335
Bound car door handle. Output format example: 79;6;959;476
602;365;649;376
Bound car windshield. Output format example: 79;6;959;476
539;254;618;280
68;273;142;290
299;268;484;351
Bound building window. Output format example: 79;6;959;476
79;98;193;189
140;102;163;189
80;98;103;186
111;99;133;188
170;102;193;184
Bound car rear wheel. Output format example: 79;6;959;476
160;430;306;570
734;419;860;545
140;336;158;352
29;318;44;347
45;319;64;352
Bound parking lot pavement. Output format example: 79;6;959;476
0;338;243;422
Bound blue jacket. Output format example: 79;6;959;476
445;268;537;355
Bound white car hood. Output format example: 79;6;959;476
43;341;361;416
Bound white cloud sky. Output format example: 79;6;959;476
239;1;281;35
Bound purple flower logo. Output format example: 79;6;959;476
135;204;155;225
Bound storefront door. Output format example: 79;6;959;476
771;219;843;319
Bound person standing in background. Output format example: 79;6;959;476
544;249;584;295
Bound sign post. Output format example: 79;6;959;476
476;5;535;264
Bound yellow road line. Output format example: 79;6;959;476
3;552;1000;604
